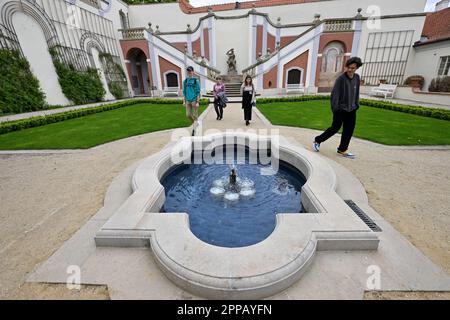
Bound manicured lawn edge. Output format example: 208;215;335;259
0;98;210;135
256;96;450;121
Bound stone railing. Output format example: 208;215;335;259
120;28;145;40
323;20;353;32
185;51;221;81
79;0;100;9
205;66;221;80
193;58;221;81
242;50;279;78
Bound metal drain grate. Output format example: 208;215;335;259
344;200;382;232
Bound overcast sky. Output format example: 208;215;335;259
190;0;446;12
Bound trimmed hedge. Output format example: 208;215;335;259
255;95;450;121
0;49;47;115
360;99;450;121
256;95;330;104
0;98;209;135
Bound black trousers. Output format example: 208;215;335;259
243;106;252;121
315;109;357;152
214;98;223;118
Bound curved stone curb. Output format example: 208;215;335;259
95;132;379;299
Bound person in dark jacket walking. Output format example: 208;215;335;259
313;57;363;159
241;75;256;126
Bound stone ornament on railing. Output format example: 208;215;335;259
355;8;363;19
313;14;321;25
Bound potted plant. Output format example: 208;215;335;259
404;75;425;91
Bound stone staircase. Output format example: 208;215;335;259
203;74;260;102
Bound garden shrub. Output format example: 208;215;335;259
50;48;105;105
0;49;46;114
429;76;450;93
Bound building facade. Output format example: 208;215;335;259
1;0;436;104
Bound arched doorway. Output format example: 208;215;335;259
318;41;345;89
127;48;150;96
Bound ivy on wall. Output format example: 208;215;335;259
49;47;105;105
0;49;47;115
99;52;128;99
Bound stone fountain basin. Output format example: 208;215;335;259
95;132;379;299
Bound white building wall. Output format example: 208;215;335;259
407;41;450;90
128;3;201;31
12;12;69;106
214;18;250;74
128;0;427;31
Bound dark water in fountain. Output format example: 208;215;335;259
160;148;306;248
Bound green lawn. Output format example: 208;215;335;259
257;100;450;145
0;103;206;149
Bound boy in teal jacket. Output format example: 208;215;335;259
182;66;201;134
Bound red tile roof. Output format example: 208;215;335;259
178;0;323;14
421;7;450;41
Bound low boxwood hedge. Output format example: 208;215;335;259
256;95;330;104
360;99;450;121
0;98;209;135
255;95;449;121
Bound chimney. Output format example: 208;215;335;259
435;0;449;11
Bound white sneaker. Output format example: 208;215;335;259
337;149;355;159
313;142;320;152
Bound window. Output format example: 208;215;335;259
287;69;302;85
119;10;128;30
438;56;450;76
166;72;179;88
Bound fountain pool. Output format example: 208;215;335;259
160;153;306;247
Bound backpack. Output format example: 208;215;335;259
184;77;199;87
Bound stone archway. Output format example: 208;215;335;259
0;0;60;50
3;1;68;105
80;32;114;100
126;48;150;96
318;41;346;89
